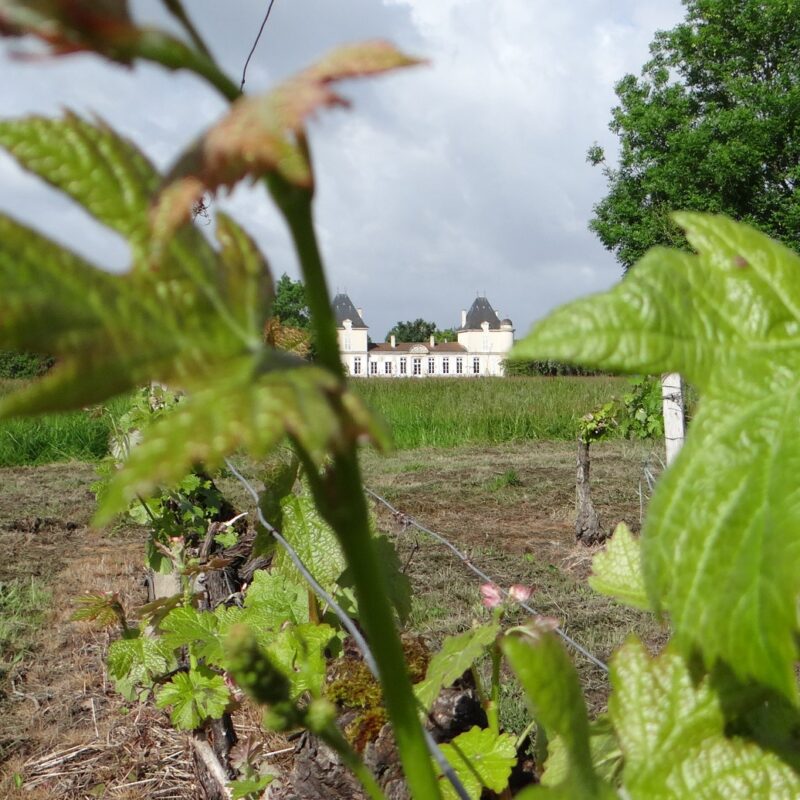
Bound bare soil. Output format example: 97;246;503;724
0;440;666;797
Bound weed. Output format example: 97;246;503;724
488;468;523;491
0;578;51;678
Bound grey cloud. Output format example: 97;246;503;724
0;0;685;339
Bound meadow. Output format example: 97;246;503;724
354;375;627;448
0;381;130;467
0;376;628;466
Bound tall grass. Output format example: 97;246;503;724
354;376;626;449
0;381;130;467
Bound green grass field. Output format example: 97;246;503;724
354;376;626;449
0;376;627;466
0;381;131;467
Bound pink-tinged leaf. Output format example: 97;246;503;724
480;583;503;609
509;584;534;603
151;40;423;245
303;40;425;82
0;0;139;62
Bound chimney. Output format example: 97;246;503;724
461;309;467;327
357;308;363;319
390;334;396;348
430;334;435;347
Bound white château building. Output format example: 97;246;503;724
334;294;515;377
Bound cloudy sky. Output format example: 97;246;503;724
0;0;685;339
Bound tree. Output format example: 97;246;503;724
272;273;310;329
385;318;439;342
589;0;800;270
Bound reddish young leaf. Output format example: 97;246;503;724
0;0;139;62
151;40;423;244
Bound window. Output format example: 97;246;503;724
473;357;480;374
400;357;407;375
456;357;463;375
384;361;392;375
344;335;351;351
428;357;435;374
442;358;449;375
370;360;378;375
353;357;361;375
412;358;422;376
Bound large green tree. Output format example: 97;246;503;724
589;0;800;270
272;273;310;329
385;318;439;343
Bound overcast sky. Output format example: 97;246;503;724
0;0;686;339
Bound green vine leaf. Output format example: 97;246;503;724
588;523;650;611
94;359;345;523
160;606;225;667
229;775;274;800
541;717;622;788
512;213;800;699
609;639;800;799
266;623;335;699
107;629;174;685
415;623;500;710
502;621;613;799
239;571;309;632
71;591;126;628
155;666;230;731
436;725;516;800
272;493;346;593
152;40;423;242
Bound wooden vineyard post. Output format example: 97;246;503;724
661;373;685;466
576;436;603;544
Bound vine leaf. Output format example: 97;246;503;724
436;726;516;800
608;639;800;798
415;623;500;710
541;718;622;787
238;571;309;632
272;493;346;593
152;40;423;243
266;623;335;699
160;606;225;667
229;776;274;800
0;1;138;61
155;666;230;731
512;213;800;700
502;621;614;799
588;524;650;611
107;629;174;685
71;591;126;628
0;113;384;523
94;359;345;523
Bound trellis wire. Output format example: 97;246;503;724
364;487;609;675
223;459;470;800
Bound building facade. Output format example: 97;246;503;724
333;294;515;377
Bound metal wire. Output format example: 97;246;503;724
240;0;278;91
363;486;610;675
223;459;470;800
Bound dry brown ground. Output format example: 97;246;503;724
360;440;667;717
0;463;204;798
0;440;666;797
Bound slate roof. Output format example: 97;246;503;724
369;342;467;353
332;293;367;328
461;297;502;330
